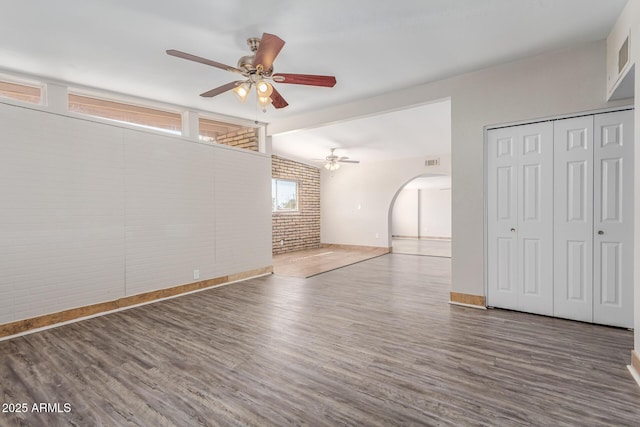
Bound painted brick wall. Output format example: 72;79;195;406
272;156;320;254
216;127;258;151
0;101;271;325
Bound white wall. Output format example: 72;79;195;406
0;101;272;325
0;105;125;323
391;189;418;237
611;0;640;355
419;188;451;238
321;156;451;248
275;40;630;298
391;187;452;238
605;0;640;363
635;20;640;361
635;32;640;355
124;130;217;295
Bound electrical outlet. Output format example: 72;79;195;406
280;239;284;245
375;233;379;238
193;269;200;280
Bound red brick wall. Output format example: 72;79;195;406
272;155;320;254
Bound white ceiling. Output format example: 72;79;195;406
271;99;451;165
0;0;628;165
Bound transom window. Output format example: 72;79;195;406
272;179;298;212
199;117;245;142
0;79;42;104
68;93;182;135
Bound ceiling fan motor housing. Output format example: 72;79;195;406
237;55;254;72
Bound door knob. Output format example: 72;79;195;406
598;230;604;235
510;228;516;232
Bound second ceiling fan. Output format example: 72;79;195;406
167;33;337;110
316;148;360;171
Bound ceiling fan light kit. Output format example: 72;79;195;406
257;95;272;108
325;162;340;171
167;33;337;111
256;80;273;97
232;81;252;102
318;148;360;171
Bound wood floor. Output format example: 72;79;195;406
392;237;452;257
272;244;389;277
1;254;639;426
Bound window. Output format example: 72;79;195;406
68;93;182;135
272;179;298;212
0;79;42;104
199;117;245;142
199;117;258;151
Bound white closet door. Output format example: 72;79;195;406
487;122;553;315
488;127;519;310
553;116;594;322
593;110;634;328
516;122;554;315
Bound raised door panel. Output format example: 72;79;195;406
599;242;622;305
566;241;588;300
522;164;540;222
600;158;622;222
497;166;514;220
593;110;634;328
521;238;540;295
553;116;594;322
487;128;518;310
496;238;516;292
517;122;554;316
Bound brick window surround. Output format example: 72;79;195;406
272;155;320;254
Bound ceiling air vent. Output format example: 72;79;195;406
425;158;440;167
618;36;629;74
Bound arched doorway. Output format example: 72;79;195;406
389;174;451;257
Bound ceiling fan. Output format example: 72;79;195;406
316;148;360;171
167;33;337;110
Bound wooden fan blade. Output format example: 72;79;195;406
200;81;243;98
167;49;243;74
272;73;336;87
253;33;285;71
270;86;289;109
339;160;360;164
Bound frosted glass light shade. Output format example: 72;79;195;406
324;162;340;171
258;95;272;107
256;80;273;97
233;82;251;102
